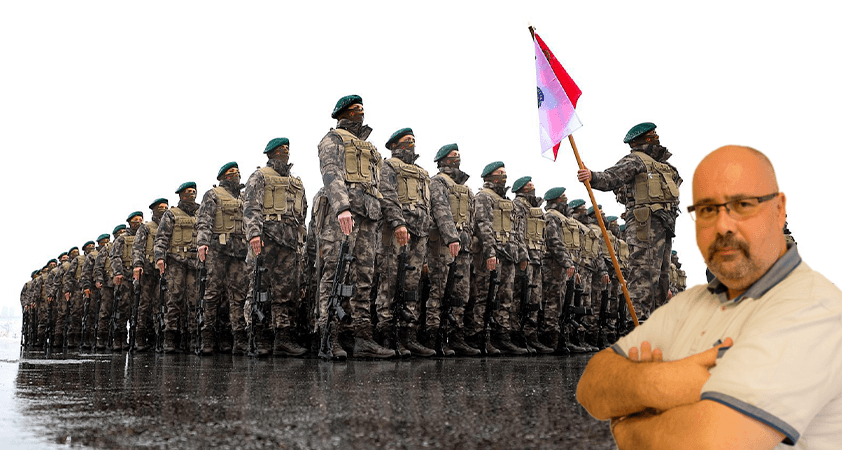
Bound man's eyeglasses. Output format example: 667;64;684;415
687;192;779;222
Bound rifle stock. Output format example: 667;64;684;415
318;237;355;360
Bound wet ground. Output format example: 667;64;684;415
2;339;614;449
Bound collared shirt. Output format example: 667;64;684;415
613;245;842;449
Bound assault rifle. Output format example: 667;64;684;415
20;306;29;351
318;237;354;360
154;277;168;352
108;285;123;353
249;255;270;355
516;269;540;355
128;279;141;353
80;290;91;350
194;262;208;355
63;293;72;352
417;264;431;337
92;289;102;353
369;271;380;330
595;288;615;349
390;246;416;354
434;261;463;356
44;298;54;357
480;269;501;356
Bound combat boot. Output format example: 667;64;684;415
401;328;435;357
567;330;590;353
377;326;409;358
353;330;396;359
273;329;307;357
514;332;537;356
493;330;528;355
163;330;178;354
232;331;248;355
134;330;151;352
96;333;108;351
323;326;347;361
67;333;79;349
198;330;214;356
527;332;554;354
424;327;455;357
449;329;480;356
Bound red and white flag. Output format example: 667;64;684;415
534;32;582;161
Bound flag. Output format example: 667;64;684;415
533;32;582;161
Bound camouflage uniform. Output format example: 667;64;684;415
196;181;249;354
243;155;308;356
79;242;102;348
588;144;681;318
61;248;88;348
34;267;51;347
317;114;403;358
93;240;119;349
131;213;164;351
154;200;200;351
110;225;141;351
50;256;71;348
470;179;529;354
540;201;576;348
512;191;552;353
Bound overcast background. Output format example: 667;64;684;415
2;1;840;318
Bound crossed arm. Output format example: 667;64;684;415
576;340;784;450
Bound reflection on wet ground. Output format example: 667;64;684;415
7;342;614;449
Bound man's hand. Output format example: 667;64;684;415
133;267;142;281
486;257;497;271
84;288;91;298
577;166;592;183
250;236;262;256
64;292;71;302
448;241;460;258
394;226;410;246
519;260;528;271
198;245;208;262
156;259;165;275
566;267;576;278
338;210;354;236
95;281;102;289
667;289;674;300
114;274;123;285
602;274;610;284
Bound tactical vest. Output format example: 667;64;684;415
144;221;159;263
169;207;198;257
73;255;85;280
259;166;305;220
87;249;99;279
580;223;600;266
437;173;470;228
677;268;687;289
480;188;514;244
632;151;680;207
334;128;383;197
121;235;136;268
212;187;244;236
102;243;114;280
386;157;430;210
524;206;546;251
547;210;582;254
615;238;629;268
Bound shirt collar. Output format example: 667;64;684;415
706;243;801;302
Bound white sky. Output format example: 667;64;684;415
2;1;840;315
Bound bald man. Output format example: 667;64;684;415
577;146;842;449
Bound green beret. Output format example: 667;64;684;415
512;176;532;193
264;137;289;154
386;128;413;149
544;187;567;201
481;161;505;178
671;250;677;256
83;240;96;249
606;216;618;223
619;224;626;232
126;211;143;222
31;270;39;277
68;246;79;254
434;143;458;162
96;233;110;243
176;181;196;194
58;252;68;259
587;205;603;215
113;224;127;235
569;199;585;209
217;161;238;180
331;94;362;119
149;198;168;209
48;259;57;265
623;122;657;144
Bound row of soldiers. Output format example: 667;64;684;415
19;94;689;359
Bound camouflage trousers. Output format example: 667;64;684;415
317;214;377;336
36;299;49;344
245;239;300;331
80;290;99;346
540;259;571;334
63;291;83;340
376;231;428;328
470;255;516;334
625;217;672;318
424;245;472;331
163;256;199;336
202;250;247;335
512;262;542;334
136;268;158;342
54;296;69;343
96;284;131;340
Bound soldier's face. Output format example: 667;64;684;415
129;216;143;230
48;262;56;269
180;188;197;203
488;167;507;185
442;150;461;168
98;239;110;247
154;203;169;214
60;255;68;262
69;249;79;258
345;104;364;122
269;145;290;162
395;135;416;151
523;181;535;193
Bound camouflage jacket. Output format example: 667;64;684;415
514;195;546;263
110;228;138;279
62;254;85;294
243;162;308;249
542;208;575;269
472;181;528;263
378;158;433;237
93;243;114;287
317;121;405;229
79;248;100;291
32;275;44;303
431;168;473;250
590;151;682;213
154;200;199;267
132;218;160;270
21;280;32;308
46;265;63;299
196;184;248;259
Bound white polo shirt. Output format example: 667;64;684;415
613;245;842;449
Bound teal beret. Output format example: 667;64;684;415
176;181;196;194
623;122;657;144
569;199;586;209
386;128;413;149
671;250;677;256
619;224;626;232
31;270;39;277
217;161;238;180
113;224;127;235
331;94;362;119
606;216;618;223
512;176;532;193
544;187;567;201
434;143;458;162
587;205;603;215
83;240;95;249
264;137;289;154
48;259;57;265
68;246;79;254
481;161;505;178
96;233;110;242
126;211;143;222
58;252;68;259
149;198;168;209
